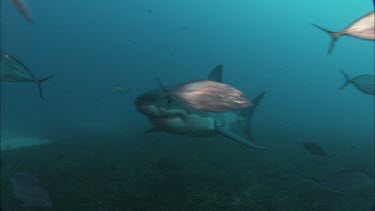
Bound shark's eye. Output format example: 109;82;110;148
168;99;172;104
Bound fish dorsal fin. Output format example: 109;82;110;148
208;65;223;82
214;121;270;151
239;92;265;139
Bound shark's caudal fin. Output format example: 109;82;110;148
312;24;341;55
339;70;352;90
214;122;270;151
207;66;268;150
208;65;223;82
242;92;265;120
239;92;265;140
37;75;54;100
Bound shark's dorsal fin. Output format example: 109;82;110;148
214;122;270;151
239;92;265;139
208;65;223;82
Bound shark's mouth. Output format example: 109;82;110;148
150;114;182;121
139;105;188;121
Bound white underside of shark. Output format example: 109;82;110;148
135;65;269;150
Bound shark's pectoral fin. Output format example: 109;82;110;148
143;127;161;133
214;123;270;151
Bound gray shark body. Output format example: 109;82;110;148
135;65;269;150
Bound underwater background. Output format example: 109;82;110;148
1;0;374;210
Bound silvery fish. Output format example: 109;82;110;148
11;0;33;24
10;168;53;208
307;170;374;193
339;70;374;95
313;11;375;54
157;79;252;112
1;50;54;100
112;86;130;94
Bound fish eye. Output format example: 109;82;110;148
168;99;172;104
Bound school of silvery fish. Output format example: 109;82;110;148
0;0;374;209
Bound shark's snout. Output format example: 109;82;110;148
134;96;142;110
135;90;188;121
134;93;161;117
134;96;150;115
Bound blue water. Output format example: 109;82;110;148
1;0;374;210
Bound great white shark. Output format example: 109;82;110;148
135;65;270;150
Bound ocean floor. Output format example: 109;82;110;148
0;130;374;211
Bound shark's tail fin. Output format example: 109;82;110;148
247;92;265;119
339;70;352;90
37;75;54;100
239;92;265;141
312;24;341;55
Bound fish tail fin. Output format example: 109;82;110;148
312;24;340;55
339;69;352;90
37;75;54;100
